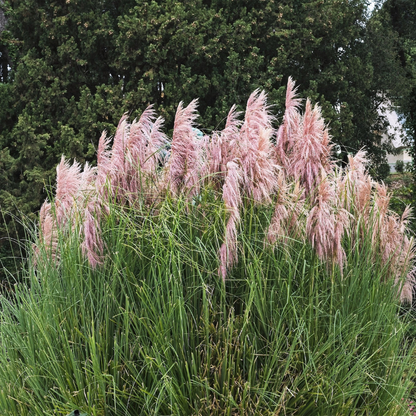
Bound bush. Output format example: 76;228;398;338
0;81;414;415
396;159;405;174
376;161;391;179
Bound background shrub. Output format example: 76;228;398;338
396;159;405;173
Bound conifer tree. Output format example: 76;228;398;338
377;0;416;181
0;0;403;275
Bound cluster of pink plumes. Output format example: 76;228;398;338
36;78;415;302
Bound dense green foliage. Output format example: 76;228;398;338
0;192;413;415
381;0;416;140
375;0;416;205
387;171;413;214
0;0;408;259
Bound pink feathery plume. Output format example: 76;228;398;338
222;106;243;168
76;162;102;217
167;99;201;197
40;212;58;261
238;90;279;203
80;164;106;268
350;151;374;217
95;132;114;216
141;116;169;204
332;209;348;268
274;125;285;165
374;183;390;218
378;201;412;266
96;131;112;201
97;131;111;171
380;211;415;302
204;131;223;185
33;201;58;264
81;203;104;269
340;151;415;291
79;162;96;191
284;77;302;132
397;234;415;294
401;267;415;304
382;213;406;265
109;114;129;200
349;149;369;174
219;161;242;280
225;104;243;132
77;162;98;204
290;99;332;198
39;200;51;229
204;105;242;188
35;155;85;265
355;176;372;216
268;178;307;245
125;107;155;197
252;127;280;203
306;173;334;259
363;183;416;302
267;171;289;244
321;129;334;172
275;77;302;167
55;156;82;225
127;106;156;169
217;105;242;173
287;181;307;239
370;183;391;247
400;205;413;233
241;89;273;136
144;115;169;173
306;170;344;267
339;150;372;214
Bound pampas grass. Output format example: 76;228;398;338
219;160;242;280
1;187;414;415
167;99;201;197
2;78;416;415
32;78;415;300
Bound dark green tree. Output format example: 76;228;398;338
114;0;401;164
0;0;136;278
378;0;416;180
0;0;404;277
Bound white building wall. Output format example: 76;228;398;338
387;148;412;172
380;102;412;173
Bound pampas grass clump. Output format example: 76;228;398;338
0;79;415;415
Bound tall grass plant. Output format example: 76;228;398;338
0;191;413;415
1;80;415;415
